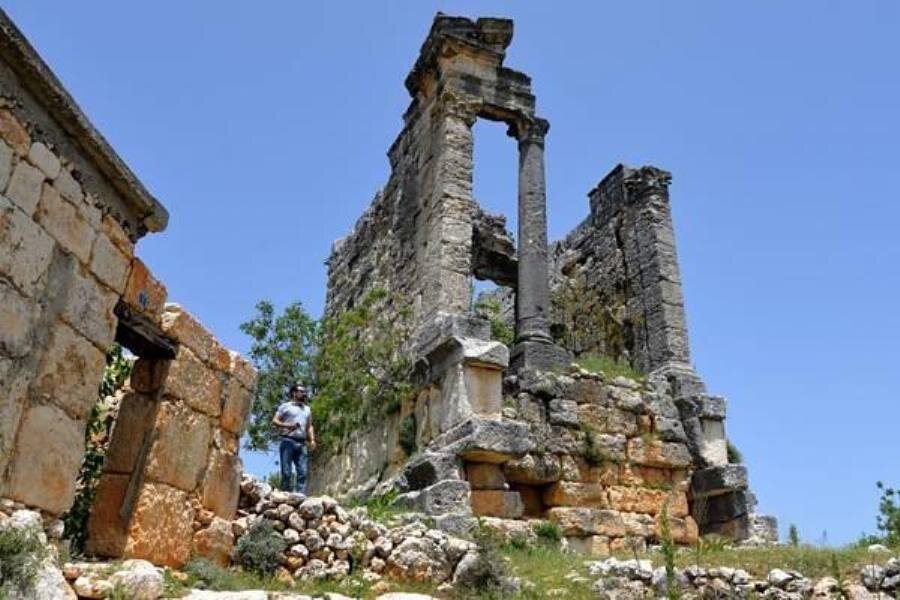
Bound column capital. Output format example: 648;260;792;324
509;117;550;146
438;92;480;126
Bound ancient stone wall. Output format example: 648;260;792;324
0;8;256;568
550;164;690;375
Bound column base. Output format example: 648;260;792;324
509;340;571;373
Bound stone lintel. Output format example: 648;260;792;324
691;464;748;499
434;417;534;464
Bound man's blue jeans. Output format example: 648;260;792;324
279;437;308;494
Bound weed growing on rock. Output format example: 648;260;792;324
726;439;743;464
0;524;46;596
460;521;511;596
875;481;900;546
659;504;680;600
399;413;418;457
233;521;288;576
789;524;800;547
532;521;562;546
574;353;644;382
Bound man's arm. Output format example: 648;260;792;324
271;405;296;431
306;417;316;451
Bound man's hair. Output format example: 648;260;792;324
289;383;306;395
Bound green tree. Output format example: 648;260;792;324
240;289;413;453
875;481;899;546
240;300;319;451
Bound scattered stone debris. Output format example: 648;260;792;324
586;556;900;600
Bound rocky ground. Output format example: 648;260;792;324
2;480;898;599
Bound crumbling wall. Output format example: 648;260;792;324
87;303;255;567
550;164;690;374
0;8;257;568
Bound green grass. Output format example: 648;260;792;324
574;353;645;382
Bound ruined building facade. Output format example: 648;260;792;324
319;15;775;551
0;10;255;567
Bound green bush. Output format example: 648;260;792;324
0;524;47;597
574;353;644;382
789;524;800;547
532;521;562;545
875;481;900;546
233;521;287;576
582;428;608;468
473;295;514;346
398;413;417;457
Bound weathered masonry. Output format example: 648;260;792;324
318;14;777;552
0;9;255;567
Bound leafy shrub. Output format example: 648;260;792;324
0;524;47;596
727;440;743;464
265;471;282;489
184;557;239;590
459;522;510;595
63;343;133;554
398;413;417;457
659;504;680;600
473;295;514;346
241;289;413;453
575;353;645;382
233;521;287;576
532;521;562;545
358;489;400;525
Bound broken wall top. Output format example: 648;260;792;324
0;8;168;238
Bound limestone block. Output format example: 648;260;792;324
0;361;29;478
36;183;95;263
626;438;692;469
229;351;257;389
565;535;610;557
394;480;471;515
0;280;34;357
5;403;85;514
702;514;750;540
582;432;628;463
543;482;608;508
130;357;168;394
548;398;579;427
165;347;223;417
161;304;230;371
572;378;609;405
397;451;464;492
0;195;55;296
219;379;253;435
60;265;118;349
90;233;131;293
691;465;748;498
0;109;30;156
212;428;239;454
547;507;626;537
462;364;502;417
124;482;195;567
607;486;688;517
465;463;506;490
436;417;534;463
145;400;212;491
192;517;234;567
702;490;750;524
103;392;156;474
123;257;167;318
85;473;130;557
621;512;655;537
503;453;561;484
699;418;728;466
512;484;545;517
654;416;687;442
200;449;242;519
27;142;61;179
656;514;699;544
53;167;84;204
470;490;524;518
32;320;106;419
4;160;44;216
0;140;13;190
101;213;134;255
578;404;638;436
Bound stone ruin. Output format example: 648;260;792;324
0;9;256;568
315;14;778;553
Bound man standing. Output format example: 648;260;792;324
271;383;317;494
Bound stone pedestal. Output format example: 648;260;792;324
510;339;571;373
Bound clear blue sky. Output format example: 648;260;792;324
6;1;897;545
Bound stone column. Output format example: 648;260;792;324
514;117;552;344
510;117;568;371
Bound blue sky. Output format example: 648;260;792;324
6;1;898;545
